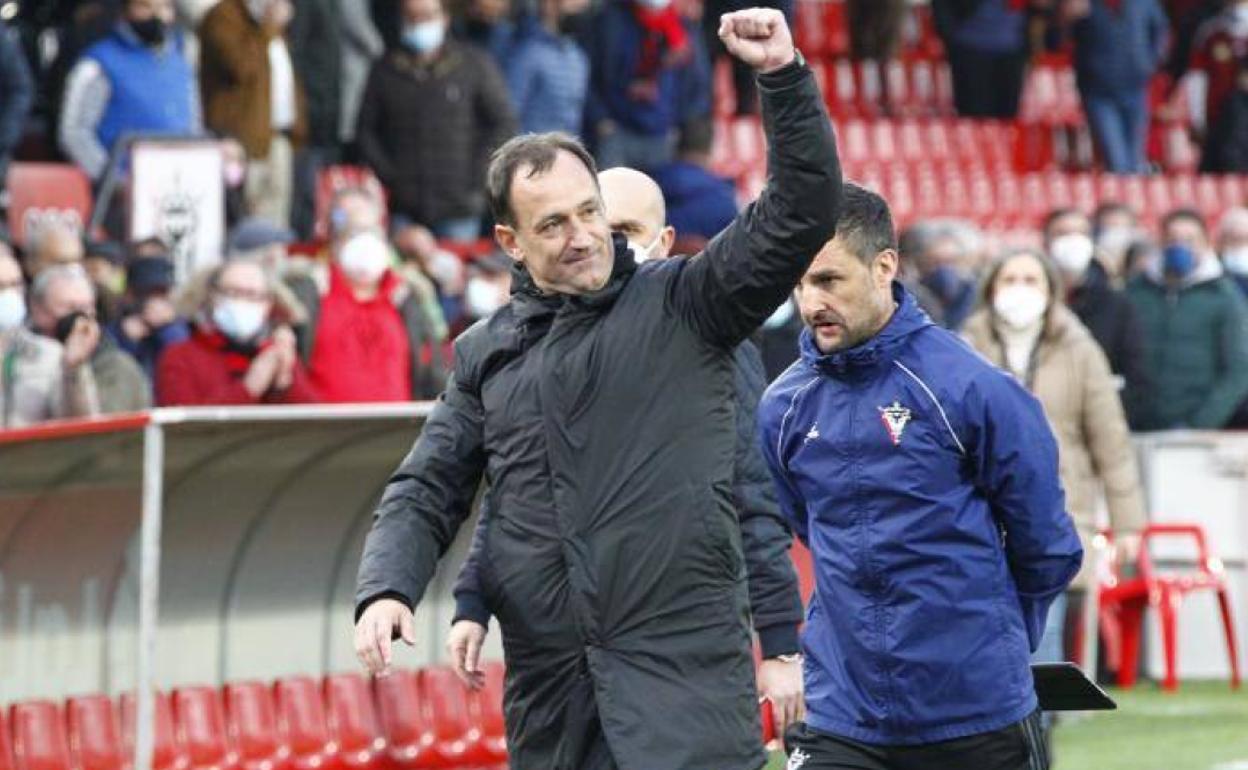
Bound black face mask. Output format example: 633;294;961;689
54;310;89;344
130;17;168;46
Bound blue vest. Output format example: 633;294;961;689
85;26;195;154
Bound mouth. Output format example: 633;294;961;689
561;251;595;268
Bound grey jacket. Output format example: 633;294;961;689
1;329;99;428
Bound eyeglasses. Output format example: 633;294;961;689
214;286;272;303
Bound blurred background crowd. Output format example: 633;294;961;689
0;0;1245;434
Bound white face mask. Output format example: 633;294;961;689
1050;233;1094;277
629;233;662;264
464;276;505;318
1225;246;1248;276
0;288;26;331
338;231;391;284
212;298;268;342
993;285;1048;330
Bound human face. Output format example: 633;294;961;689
403;0;447;25
126;0;174;23
32;274;96;337
494;151;613;295
992;254;1051;305
1046;211;1091;245
214;262;273;314
796;237;898;354
1164;216;1210;258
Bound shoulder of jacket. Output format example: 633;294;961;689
759;361;819;423
11;330;61;364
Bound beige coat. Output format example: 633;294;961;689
0;328;99;429
963;306;1147;588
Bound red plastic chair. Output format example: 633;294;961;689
468;663;507;765
322;675;386;770
9;702;72;770
4;162;93;250
416;667;476;767
67;695;129;770
372;671;439;770
759;699;775;746
120;691;189;770
0;708;14;770
272;677;338;770
1099;523;1241;692
172;687;239;770
224;682;290;770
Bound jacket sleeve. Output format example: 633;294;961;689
57;362;101;419
473;54;518;185
199;9;269;87
57;58;111;180
1189;285;1248;429
1115;295;1152;430
451;495;492;626
669;60;841;349
757;387;810;548
155;346;252;406
0;24;33;159
1079;339;1147;536
355;62;395;183
965;369;1083;653
355;356;487;618
733;342;802;658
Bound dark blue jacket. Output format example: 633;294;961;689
652;161;738;241
584;1;711;136
0;22;33;165
758;285;1082;745
1071;0;1169;95
106;319;191;380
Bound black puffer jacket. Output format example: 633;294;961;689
1068;259;1151;428
355;60;840;770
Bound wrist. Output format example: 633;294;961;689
758;623;801;659
759;48;797;75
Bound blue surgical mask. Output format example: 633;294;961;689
1163;244;1196;279
403;21;446;53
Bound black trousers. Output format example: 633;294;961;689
783;710;1049;770
946;44;1028;119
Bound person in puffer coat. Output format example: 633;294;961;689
759;183;1082;770
354;11;842;770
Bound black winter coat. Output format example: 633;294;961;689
355;61;841;770
1068;259;1152;428
450;339;805;658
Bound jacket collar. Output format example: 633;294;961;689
508;232;637;323
799;282;933;378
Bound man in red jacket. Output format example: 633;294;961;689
156;259;318;405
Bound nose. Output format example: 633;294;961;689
567;218;596;251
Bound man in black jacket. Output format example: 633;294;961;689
445;164;807;740
354;9;841;770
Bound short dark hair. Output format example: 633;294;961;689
1162;208;1207;236
1093;201;1135;232
677;118;714;156
834;182;896;264
487;133;599;228
1041;207;1088;238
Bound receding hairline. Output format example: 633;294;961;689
598;167;666;233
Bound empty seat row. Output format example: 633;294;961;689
0;665;507;770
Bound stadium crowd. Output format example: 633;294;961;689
0;0;1245;430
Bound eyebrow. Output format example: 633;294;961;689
609;218;645;232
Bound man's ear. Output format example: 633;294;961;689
494;224;524;263
657;225;676;259
875;248;900;288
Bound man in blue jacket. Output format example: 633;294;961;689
758;183;1082;770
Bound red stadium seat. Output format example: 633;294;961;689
272;678;338;770
67;695;129;770
322;675;386;770
9;702;72;770
120;691;188;770
416;667;476;767
224;682;290;770
372;671;439;770
0;708;14;770
4;163;93;250
172;687;238;770
468;663;507;764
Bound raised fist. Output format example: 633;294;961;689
717;8;795;75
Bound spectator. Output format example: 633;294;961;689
0;249;100;428
901;219;979;330
24;221;85;277
304;189;448;400
58;0;200;183
1127;208;1248;429
461;251;512;323
221;137;250;228
847;0;907;60
1188;0;1248;172
339;0;385;151
1060;0;1169;173
0;20;34;203
199;0;307;228
1044;208;1151;427
963;249;1145;664
28;263;150;413
506;0;590;136
356;0;516;242
931;0;1030;118
393;223;470;329
106;256;189;379
227;216;296;270
157;259;317;405
1092;201;1140;280
1219;206;1248;294
585;0;712;170
651;118;738;242
287;0;343;239
451;0;516;64
83;239;127;323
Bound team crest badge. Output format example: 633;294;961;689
878;401;912;446
786;747;810;770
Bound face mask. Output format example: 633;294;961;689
54;311;91;344
0;289;25;331
403;21;446;53
923;266;968;304
464;276;505;318
629;233;662;264
993;285;1048;330
212;299;268;342
1224;246;1248;276
1049;233;1094;277
762;298;795;330
1163;244;1196;279
636;0;671;9
1097;226;1135;256
338;231;391;284
130;17;168;46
